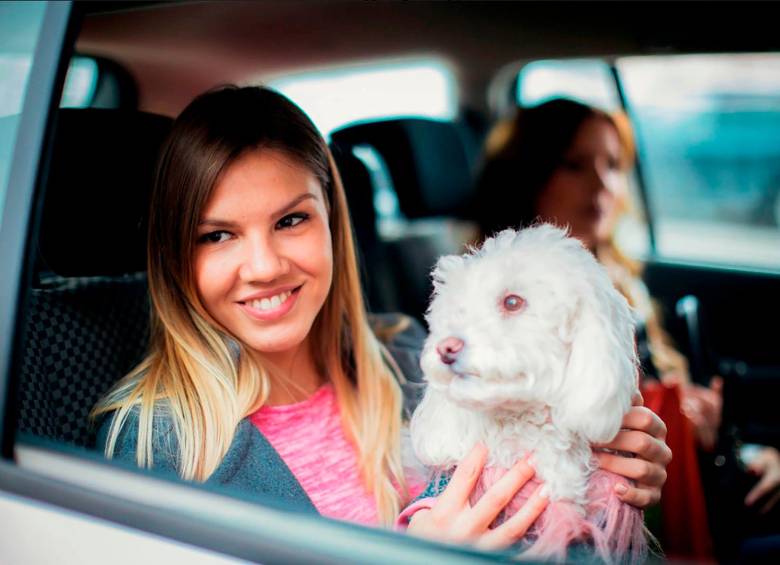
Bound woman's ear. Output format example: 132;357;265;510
410;385;485;469
552;282;638;444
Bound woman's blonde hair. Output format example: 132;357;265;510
92;86;407;524
475;97;688;380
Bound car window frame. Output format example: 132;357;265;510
0;0;76;456
11;434;506;564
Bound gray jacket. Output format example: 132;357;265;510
95;316;426;514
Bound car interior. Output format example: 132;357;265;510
6;1;780;562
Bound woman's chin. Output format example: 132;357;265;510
240;331;309;358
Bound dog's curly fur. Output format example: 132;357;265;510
411;224;645;562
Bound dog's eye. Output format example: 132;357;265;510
502;294;526;313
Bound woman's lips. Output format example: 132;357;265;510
238;286;301;322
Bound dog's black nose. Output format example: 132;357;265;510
437;337;464;365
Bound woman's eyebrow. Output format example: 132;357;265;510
198;194;317;227
198;218;239;228
272;193;317;217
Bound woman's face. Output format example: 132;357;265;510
193;148;333;363
535;116;626;250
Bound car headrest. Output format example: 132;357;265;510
330;118;476;219
40;108;173;277
330;145;377;246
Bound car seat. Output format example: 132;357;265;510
15;108;172;447
330;144;400;313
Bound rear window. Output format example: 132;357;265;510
268;58;457;137
517;58;620;111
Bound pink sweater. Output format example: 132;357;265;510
250;383;388;525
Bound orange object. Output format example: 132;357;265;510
641;380;715;562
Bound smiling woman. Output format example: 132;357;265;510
91;86;412;524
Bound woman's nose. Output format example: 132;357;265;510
238;236;289;282
437;336;464;365
589;164;609;193
592;159;621;196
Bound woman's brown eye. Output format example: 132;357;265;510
503;294;526;312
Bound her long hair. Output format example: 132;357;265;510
474;97;687;379
92;86;407;524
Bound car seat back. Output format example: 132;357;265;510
16;108;172;447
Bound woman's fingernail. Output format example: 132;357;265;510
615;484;628;495
539;484;550;498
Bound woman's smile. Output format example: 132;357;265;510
238;285;302;321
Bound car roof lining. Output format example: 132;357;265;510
74;1;780;117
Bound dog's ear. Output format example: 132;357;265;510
552;276;638;444
410;385;485;468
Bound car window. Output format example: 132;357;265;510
269;58;457;137
0;1;47;227
517;58;621;111
618;53;780;270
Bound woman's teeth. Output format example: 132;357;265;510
251;290;292;311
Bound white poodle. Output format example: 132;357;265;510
411;224;647;563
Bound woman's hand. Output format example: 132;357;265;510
745;446;780;514
680;377;723;452
407;444;548;549
594;394;672;509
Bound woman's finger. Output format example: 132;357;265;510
745;473;779;507
619;406;667;440
596;430;672;466
595;451;667;488
477;484;549;549
467;460;535;533
595;452;666;509
615;483;659;508
432;443;488;519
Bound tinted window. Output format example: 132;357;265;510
619;54;780;269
